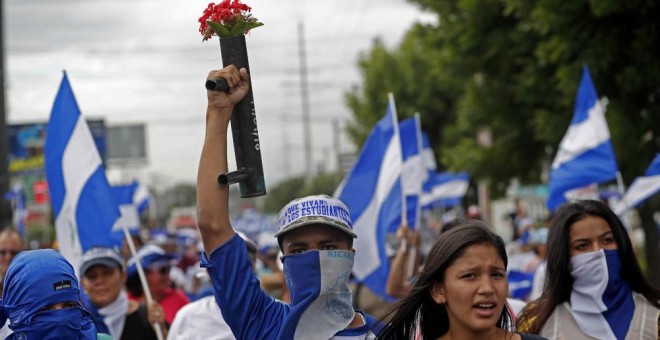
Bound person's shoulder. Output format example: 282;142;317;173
176;296;215;317
358;311;386;335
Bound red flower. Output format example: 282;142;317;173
198;0;263;41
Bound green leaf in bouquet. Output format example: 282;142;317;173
230;20;249;36
207;20;231;37
245;22;264;31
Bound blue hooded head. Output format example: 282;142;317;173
1;249;96;339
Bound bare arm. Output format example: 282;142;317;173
196;66;250;255
385;226;420;298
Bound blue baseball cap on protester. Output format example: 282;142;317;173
80;246;123;275
274;195;356;239
126;244;174;278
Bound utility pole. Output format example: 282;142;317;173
332;119;341;173
0;1;11;227
281;127;291;176
297;21;312;178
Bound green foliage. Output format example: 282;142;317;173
262;173;344;213
346;0;660;282
345;0;660;191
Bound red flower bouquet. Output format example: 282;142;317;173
198;0;263;41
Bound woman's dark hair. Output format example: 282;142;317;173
517;199;660;332
126;273;144;297
377;220;513;339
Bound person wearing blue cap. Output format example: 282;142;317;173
0;249;100;339
79;246;164;340
125;244;189;326
196;66;383;339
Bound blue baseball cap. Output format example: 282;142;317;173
274;195;356;239
126;244;174;278
80;246;123;275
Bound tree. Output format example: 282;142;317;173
345;0;660;283
262;173;344;214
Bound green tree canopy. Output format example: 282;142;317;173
345;0;660;282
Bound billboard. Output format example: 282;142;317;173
106;124;147;165
7;120;107;174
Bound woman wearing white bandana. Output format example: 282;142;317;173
79;246;167;339
518;200;660;339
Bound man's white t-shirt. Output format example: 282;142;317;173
167;296;235;340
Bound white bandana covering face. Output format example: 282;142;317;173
98;290;129;340
281;249;356;340
569;249;634;340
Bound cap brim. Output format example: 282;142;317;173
274;217;357;239
81;258;122;275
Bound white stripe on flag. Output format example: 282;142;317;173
552;100;609;169
55;114;102;273
402;154;425;196
615;174;660;214
112;204;140;231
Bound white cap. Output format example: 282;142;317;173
274;195;356;239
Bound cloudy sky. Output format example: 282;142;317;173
5;0;435;189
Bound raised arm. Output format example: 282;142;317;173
196;66;250;255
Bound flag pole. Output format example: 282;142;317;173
405;113;424;279
387;93;406;227
121;226;164;340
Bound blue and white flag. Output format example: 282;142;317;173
421;171;470;208
335;93;402;300
133;180;151;214
507;270;535;301
44;72;120;275
547;65;619;211
109;181;142;247
421;132;437;172
399;115;426;229
614;154;660;215
4;183;27;238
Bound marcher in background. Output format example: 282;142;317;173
196;65;382;339
517;200;660;339
256;232;288;301
0;227;23;291
125;244;189;325
377;220;546;340
167;232;257;340
80;246;164;340
527;227;549;301
385;224;420;299
0;249;99;339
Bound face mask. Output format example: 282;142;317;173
11;307;97;340
280;250;355;340
569;249;634;340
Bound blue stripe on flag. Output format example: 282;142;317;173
644;154;660;176
548;142;618;211
572;66;599;125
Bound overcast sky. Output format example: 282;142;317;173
5;0;435;190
